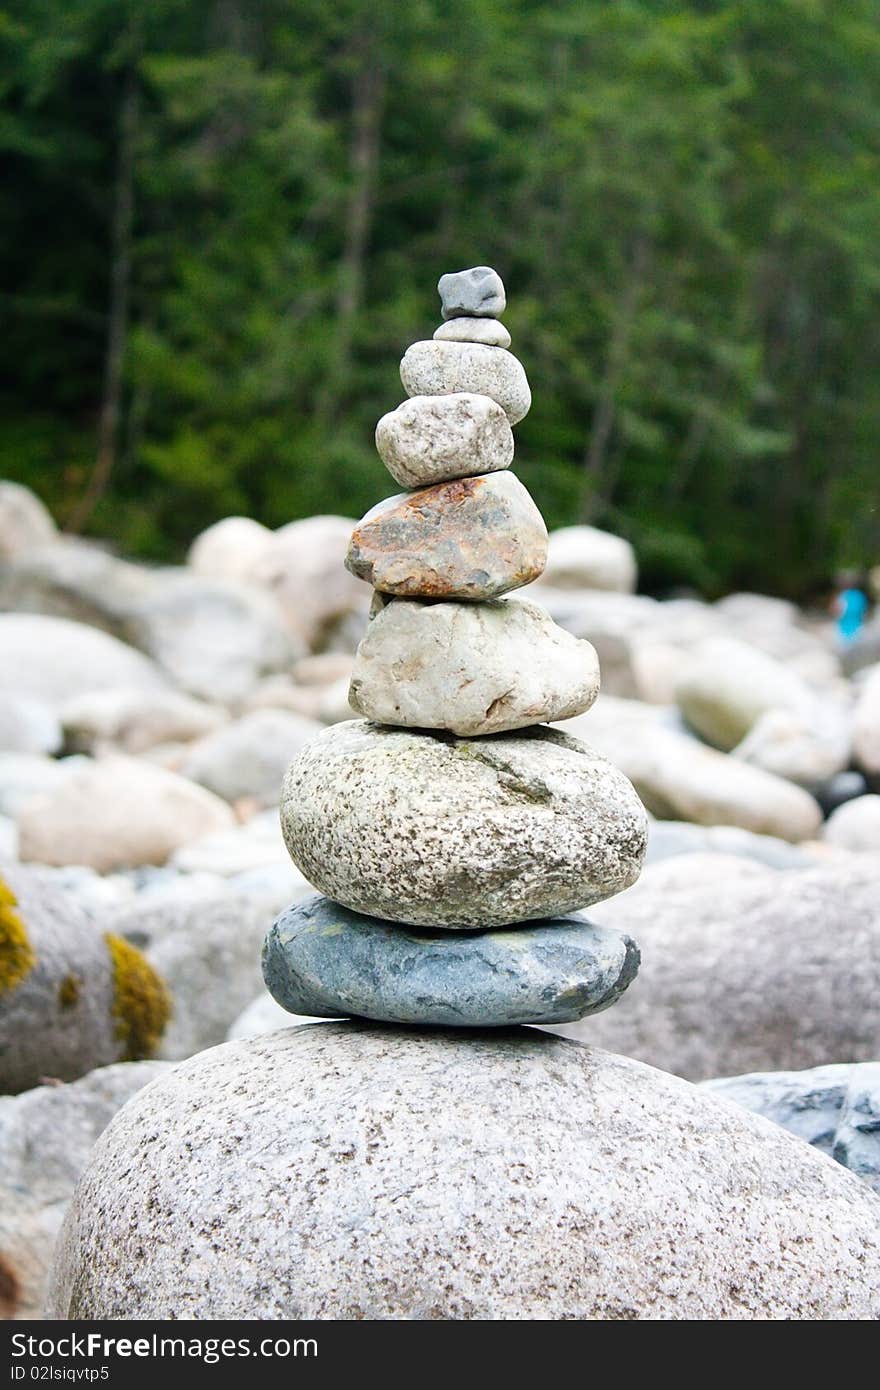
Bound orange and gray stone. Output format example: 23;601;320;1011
345;472;547;601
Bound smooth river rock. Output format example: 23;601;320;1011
537;525;638;594
438;265;506;319
434;317;511;347
564;698;823;843
675;637;822;752
346;472;547;601
400;341;531;425
349;597;600;736
0;614;167;711
823;794;880;852
47;1026;880;1319
17;755;235;872
0;482;56;561
375;394;514;490
280;721;647;928
262;895;639;1027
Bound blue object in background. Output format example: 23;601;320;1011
837;587;868;642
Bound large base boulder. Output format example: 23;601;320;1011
47;1025;880;1320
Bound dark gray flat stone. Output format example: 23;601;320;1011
262;894;639;1028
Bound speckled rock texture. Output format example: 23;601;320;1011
438;265;506;319
702;1062;880;1194
433;317;511;347
46;1025;880;1320
0;1059;169;1319
375;394;513;490
400;341;531;425
17;755;235;872
549;856;880;1080
263;895;639;1027
280;721;648;928
349;597;600;736
345;472;547;601
0;865;169;1093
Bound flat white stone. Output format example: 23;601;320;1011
434;317;511;348
349;596;599;735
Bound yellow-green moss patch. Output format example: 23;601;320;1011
0;875;36;996
104;933;171;1061
58;973;81;1010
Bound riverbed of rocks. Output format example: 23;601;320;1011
2;447;880;1318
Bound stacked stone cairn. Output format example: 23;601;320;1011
263;267;649;1028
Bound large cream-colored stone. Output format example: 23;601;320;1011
281;721;647;928
375;394;514;489
676;637;821;751
400;341;531;425
0;482;56;561
349;597;599;736
186;516;274;583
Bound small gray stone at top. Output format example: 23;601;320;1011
438;266;506;320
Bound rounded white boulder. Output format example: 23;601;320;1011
46;1025;880;1320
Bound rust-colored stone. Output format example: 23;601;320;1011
345;472;547;601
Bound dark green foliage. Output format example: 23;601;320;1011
1;0;878;593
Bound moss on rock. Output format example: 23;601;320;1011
104;933;170;1061
57;973;81;1010
0;875;36;996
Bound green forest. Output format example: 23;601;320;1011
2;0;879;597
